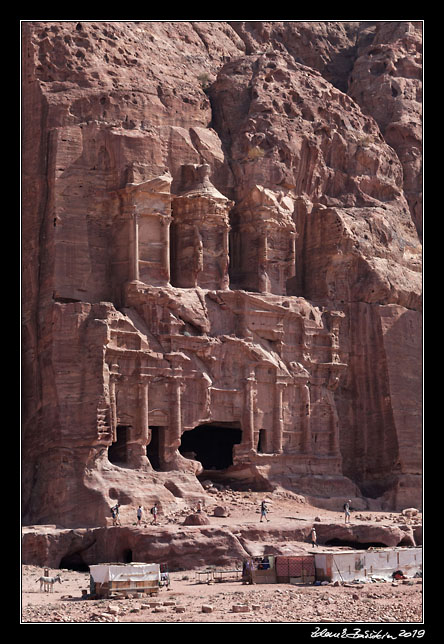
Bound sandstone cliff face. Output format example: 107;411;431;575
21;21;422;527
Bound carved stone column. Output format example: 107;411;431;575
159;366;202;475
109;363;120;443
131;212;140;281
289;231;297;267
300;382;311;454
160;214;171;282
138;377;150;446
169;373;183;451
273;380;285;454
242;367;256;451
220;221;230;290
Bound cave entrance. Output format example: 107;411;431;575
59;552;89;572
108;425;131;465
179;422;242;472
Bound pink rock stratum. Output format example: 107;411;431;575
21;21;422;531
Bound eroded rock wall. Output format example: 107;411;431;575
22;21;422;527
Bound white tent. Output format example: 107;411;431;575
90;562;160;583
89;563;160;596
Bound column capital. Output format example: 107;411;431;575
158;213;172;225
109;363;122;381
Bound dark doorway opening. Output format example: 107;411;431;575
59;552;89;572
257;428;266;453
123;548;133;563
108;425;130;465
179;422;242;471
146;426;162;470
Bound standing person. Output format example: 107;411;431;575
344;500;351;524
260;499;270;523
150;502;158;525
113;502;121;526
311;527;318;547
137;505;143;526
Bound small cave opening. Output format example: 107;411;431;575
179;422;242;472
59;552;90;572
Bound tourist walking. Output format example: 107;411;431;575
311;527;318;547
344;500;351;524
150;502;158;525
137;505;143;526
260;499;270;522
111;502;121;526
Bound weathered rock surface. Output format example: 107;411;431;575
21;520;421;570
349;21;423;238
22;21;422;529
183;513;211;526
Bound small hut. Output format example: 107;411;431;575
242;556;277;584
89;562;160;598
242;554;316;585
314;547;422;583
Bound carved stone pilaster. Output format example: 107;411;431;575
137;377;150;446
300;382;311;454
241;367;257;452
108;363;120;443
273;380;286;454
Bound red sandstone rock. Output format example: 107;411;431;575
183;513;211;526
349;22;423;238
21;21;422;529
21;514;420;570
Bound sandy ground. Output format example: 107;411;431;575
21;564;423;625
21;491;423;625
